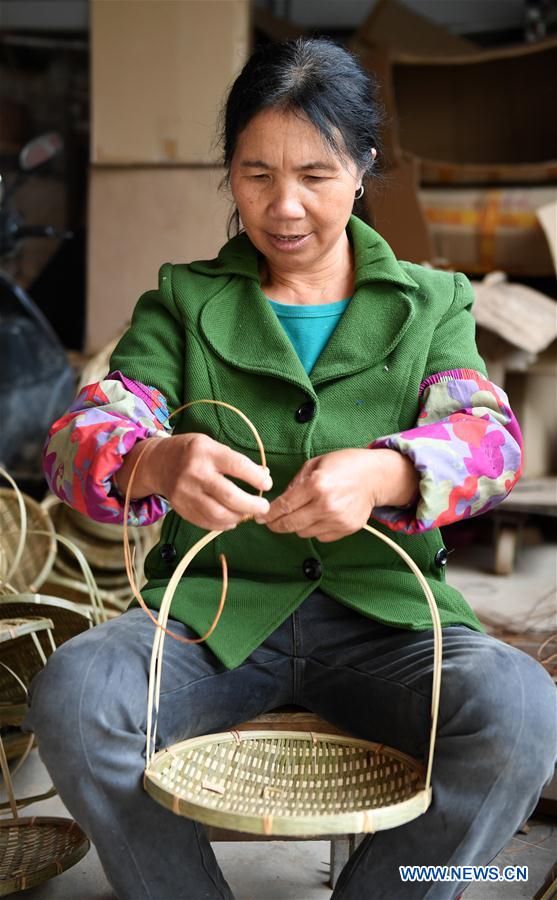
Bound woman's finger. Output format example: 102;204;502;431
314;531;347;543
206;473;270;518
216;444;273;492
262;478;317;525
175;492;243;531
264;499;326;535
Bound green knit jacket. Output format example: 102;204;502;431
110;215;487;669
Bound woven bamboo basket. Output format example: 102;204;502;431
0;617;58;812
133;400;444;838
0;617;56;727
0;595;92;654
40;575;130;616
0;729;35;764
0;616;89;893
48;504;131;570
64;503;151;545
53;545;130;584
0;487;56;595
46;504;127;570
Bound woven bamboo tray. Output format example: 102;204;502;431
147;731;428;836
0;817;89;895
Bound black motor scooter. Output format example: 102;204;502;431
0;133;76;484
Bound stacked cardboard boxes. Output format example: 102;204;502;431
87;0;250;352
351;8;557;270
351;0;557;478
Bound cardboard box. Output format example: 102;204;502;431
506;343;557;478
363;152;433;264
91;0;250;165
393;39;557;184
86;166;231;352
353;0;475;58
419;186;557;276
471;273;557;357
356;37;557;186
473;276;557;478
537;201;557;274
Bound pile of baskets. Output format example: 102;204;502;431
42;496;161;616
0;470;96;894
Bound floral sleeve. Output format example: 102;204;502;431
43;371;171;526
369;369;523;534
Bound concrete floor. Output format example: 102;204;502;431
7;749;557;900
4;539;557;899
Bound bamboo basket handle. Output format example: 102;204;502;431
120;402;442;794
362;524;442;796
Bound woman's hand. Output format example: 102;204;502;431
116;434;272;531
255;448;418;542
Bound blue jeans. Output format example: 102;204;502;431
24;589;556;899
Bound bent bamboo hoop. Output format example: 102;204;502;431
123;401;442;836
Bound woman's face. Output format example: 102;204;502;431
229;108;365;270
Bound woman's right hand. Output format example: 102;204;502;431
116;434;272;531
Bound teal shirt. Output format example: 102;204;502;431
267;297;351;374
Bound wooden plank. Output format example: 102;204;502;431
502;477;557;513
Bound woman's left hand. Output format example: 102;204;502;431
254;448;418;542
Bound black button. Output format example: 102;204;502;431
295;401;316;423
302;557;322;581
434;548;449;568
160;543;177;564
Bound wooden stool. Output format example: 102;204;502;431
205;707;364;889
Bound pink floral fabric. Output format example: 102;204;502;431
43;371;171;526
370;369;523;533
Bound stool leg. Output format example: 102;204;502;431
330;838;350;889
330;836;365;888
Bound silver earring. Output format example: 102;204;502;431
354;185;364;200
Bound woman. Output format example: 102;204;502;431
26;38;555;900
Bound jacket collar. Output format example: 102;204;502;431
196;216;420;390
192;215;419;290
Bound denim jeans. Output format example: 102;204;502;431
24;589;556;899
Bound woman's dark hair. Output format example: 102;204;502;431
220;38;385;235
